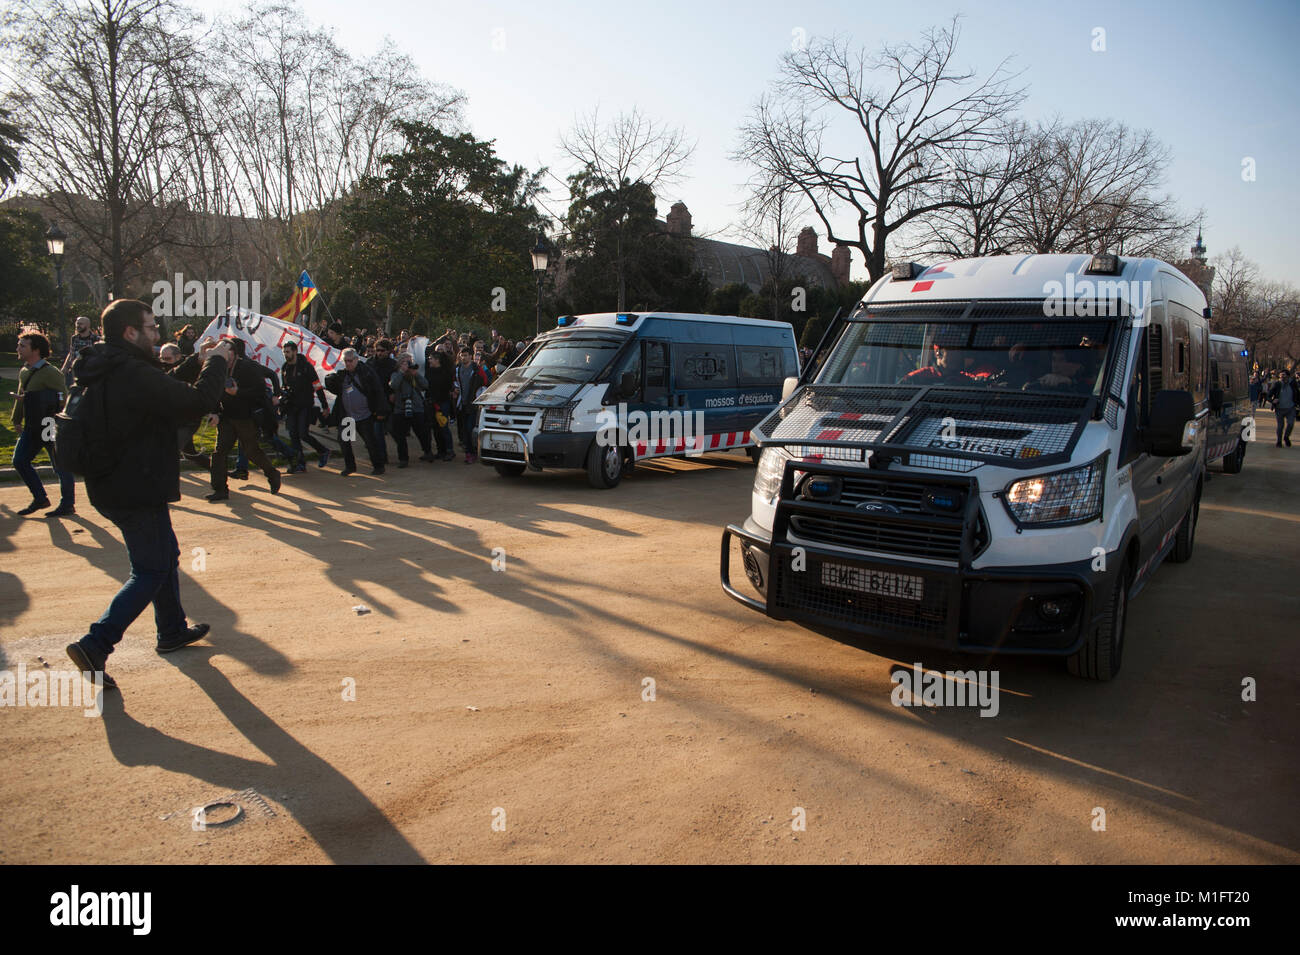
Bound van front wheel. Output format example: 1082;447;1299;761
1067;559;1128;681
586;441;623;489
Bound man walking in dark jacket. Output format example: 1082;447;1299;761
207;338;283;501
65;299;234;688
324;348;388;475
280;340;331;471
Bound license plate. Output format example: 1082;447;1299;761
485;435;521;453
820;562;924;601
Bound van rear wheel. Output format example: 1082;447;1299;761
1067;559;1128;681
1223;440;1245;474
1169;491;1199;563
586;441;623;489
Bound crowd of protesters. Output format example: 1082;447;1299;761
7;308;540;514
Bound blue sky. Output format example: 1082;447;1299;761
195;0;1299;282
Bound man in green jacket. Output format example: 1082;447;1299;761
12;331;75;516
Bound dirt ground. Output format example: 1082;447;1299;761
1;436;1297;864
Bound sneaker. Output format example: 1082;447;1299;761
292;463;307;474
45;504;76;518
156;622;210;654
419;453;436;463
1287;438;1293;447
341;467;356;476
439;451;455;461
66;642;116;690
228;469;249;480
318;449;331;469
371;465;386;475
205;490;230;502
267;470;282;494
17;498;51;516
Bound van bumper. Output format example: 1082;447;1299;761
478;429;593;470
720;522;1117;656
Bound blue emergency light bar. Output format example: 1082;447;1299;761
556;315;575;326
615;313;638;325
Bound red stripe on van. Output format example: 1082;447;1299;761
815;429;843;441
912;281;934;292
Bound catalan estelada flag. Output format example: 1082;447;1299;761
270;271;319;322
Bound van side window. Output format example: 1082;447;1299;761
645;342;669;389
737;346;784;386
1147;324;1163;396
677;345;736;389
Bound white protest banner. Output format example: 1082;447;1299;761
196;308;343;387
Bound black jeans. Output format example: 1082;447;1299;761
82;506;187;659
286;405;327;465
391;413;432;462
211;416;277;491
338;415;384;471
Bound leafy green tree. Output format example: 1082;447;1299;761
0;208;55;326
0;108;25;191
336;121;546;338
558;175;709;315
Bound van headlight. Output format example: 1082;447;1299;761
1003;455;1106;526
754;447;792;502
541;404;574;432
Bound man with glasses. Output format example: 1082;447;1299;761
64;299;234;689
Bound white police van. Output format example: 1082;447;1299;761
721;254;1210;680
475;312;799;488
1207;334;1250;474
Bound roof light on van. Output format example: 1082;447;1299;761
615;313;638;325
556;315;575;326
1085;254;1123;275
891;262;924;281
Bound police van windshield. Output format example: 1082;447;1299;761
518;335;624;383
822;318;1115;397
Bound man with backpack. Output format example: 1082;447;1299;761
63;299;234;689
12;331;75;517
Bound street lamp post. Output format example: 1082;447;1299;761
531;233;550;337
45;224;67;354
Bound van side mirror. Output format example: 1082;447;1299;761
1148;390;1195;456
1209;388;1224;412
781;376;799;401
618;371;638;398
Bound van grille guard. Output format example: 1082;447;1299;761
752;385;1096;471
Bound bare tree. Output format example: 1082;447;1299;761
560;106;694;310
0;107;24;194
735;18;1024;282
213;1;464;286
1003;118;1196;257
1212;247;1300;365
900;119;1039;259
1;0;208;297
735;174;807;320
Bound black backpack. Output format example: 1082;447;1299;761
54;368;123;479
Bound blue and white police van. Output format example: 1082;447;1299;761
721;254;1211;680
475;312;799;488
